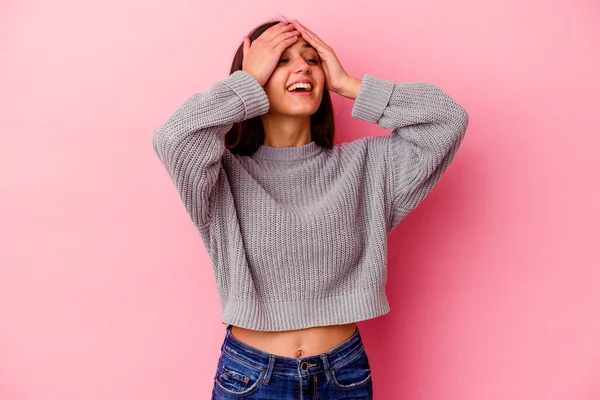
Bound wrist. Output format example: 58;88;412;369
337;77;362;100
242;69;266;87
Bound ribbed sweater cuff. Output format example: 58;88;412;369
221;70;270;119
351;74;395;123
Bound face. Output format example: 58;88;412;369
262;37;325;117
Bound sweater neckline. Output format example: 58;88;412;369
252;141;323;161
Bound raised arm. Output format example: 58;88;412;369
352;74;469;228
152;70;269;228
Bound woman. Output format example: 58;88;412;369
153;16;468;400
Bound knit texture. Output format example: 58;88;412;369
153;70;469;331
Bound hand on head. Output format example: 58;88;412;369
242;22;301;87
242;19;352;95
289;20;351;95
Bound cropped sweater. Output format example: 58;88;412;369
152;70;468;331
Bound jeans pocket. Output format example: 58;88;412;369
214;350;264;397
329;347;372;390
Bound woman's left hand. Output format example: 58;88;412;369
291;20;360;99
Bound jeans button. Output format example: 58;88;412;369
301;362;308;371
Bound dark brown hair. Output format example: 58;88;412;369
225;20;335;156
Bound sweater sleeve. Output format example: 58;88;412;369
351;74;469;229
152;70;270;228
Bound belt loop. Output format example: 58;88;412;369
262;355;276;385
320;353;332;383
222;326;231;351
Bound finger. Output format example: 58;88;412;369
297;30;329;60
271;29;299;48
293;21;330;50
276;14;290;23
273;32;299;51
292;20;316;39
263;27;295;48
262;21;295;43
305;30;330;51
291;23;319;50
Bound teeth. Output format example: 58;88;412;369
287;82;312;92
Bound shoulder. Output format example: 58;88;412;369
331;135;390;156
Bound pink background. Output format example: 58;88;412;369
1;0;599;399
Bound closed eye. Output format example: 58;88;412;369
278;58;321;65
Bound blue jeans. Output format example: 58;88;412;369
212;325;374;399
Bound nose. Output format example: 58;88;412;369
292;57;310;74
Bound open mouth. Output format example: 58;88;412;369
286;82;313;94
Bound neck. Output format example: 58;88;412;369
260;113;312;148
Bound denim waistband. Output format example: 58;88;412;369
221;325;365;378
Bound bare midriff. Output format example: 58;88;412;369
230;323;358;358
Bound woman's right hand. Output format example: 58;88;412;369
242;22;300;86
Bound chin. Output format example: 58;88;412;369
272;103;320;116
288;108;320;116
288;102;322;115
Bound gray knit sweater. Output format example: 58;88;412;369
152;70;468;331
